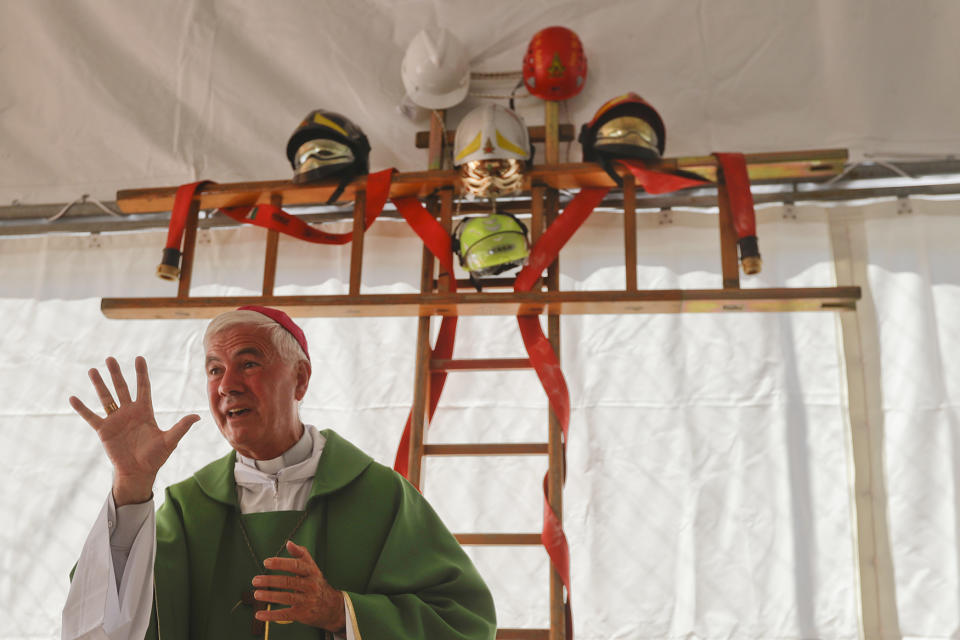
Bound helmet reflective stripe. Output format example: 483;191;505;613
455;132;483;164
495;130;527;157
311;113;349;138
590;93;634;124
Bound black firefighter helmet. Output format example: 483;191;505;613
286;109;371;202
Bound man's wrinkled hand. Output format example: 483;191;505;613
252;541;347;633
69;356;200;505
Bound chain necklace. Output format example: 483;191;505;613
232;509;310;637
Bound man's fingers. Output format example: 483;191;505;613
263;556;313;576
134;356;152;405
253;589;299;606
255;605;297;622
252;574;309;591
87;368;117;413
264;543;323;577
165;414;201;448
106;357;133;405
284;541;322;570
69;396;102;428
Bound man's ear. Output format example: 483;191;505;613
294;360;311;401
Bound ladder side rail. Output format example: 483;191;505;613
409;110;448;489
544;186;566;640
407;198;437;490
348;189;367;295
177;194;201;299
718;180;741;289
261;193;282;296
623;174;638;291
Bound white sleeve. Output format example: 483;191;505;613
61;493;157;640
329;594;358;640
343;592;360;640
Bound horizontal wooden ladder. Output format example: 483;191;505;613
114;150;847;214
101;287;860;319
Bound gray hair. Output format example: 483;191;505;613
203;310;308;368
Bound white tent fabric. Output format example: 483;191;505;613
2;2;960;639
1;199;958;639
1;0;959;205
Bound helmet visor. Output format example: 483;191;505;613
293;139;355;175
595;116;660;155
459;159;526;198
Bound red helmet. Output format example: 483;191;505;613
522;26;587;101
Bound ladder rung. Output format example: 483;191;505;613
416;124;576;148
455;533;542;546
424;443;548;456
433;276;518;290
431;357;532;371
496;629;549;639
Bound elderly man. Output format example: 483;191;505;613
62;306;496;639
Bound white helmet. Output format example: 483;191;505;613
454;103;531;198
401;29;471;110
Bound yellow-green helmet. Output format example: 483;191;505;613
453;213;530;276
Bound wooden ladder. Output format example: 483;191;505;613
405;191;564;640
404;106;569;640
101;108;858;640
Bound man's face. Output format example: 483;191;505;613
205;324;310;459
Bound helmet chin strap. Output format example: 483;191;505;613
599;155;625;188
325;170;353;205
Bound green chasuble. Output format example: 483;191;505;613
212;510;323;638
145;429;496;639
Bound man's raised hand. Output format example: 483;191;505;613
69;356;200;506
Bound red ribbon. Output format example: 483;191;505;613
391;196;456;278
513;187;609;640
392;315;458;477
513;188;611;293
616;159;709;194
217;168;396;244
712;153;756;239
163;181;212;253
389;195;457;477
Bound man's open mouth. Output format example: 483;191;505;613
226;408;251;417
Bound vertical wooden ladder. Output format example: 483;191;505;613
404;104;569;640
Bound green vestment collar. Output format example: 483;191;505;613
191;428;375;508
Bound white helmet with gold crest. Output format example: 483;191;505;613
453;103;531;198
